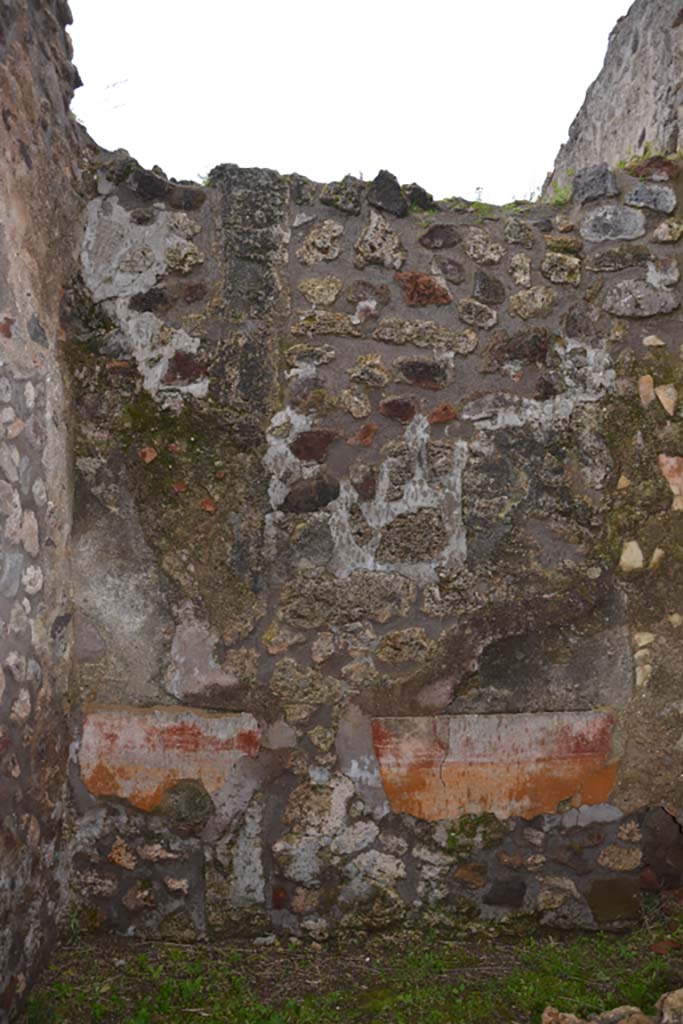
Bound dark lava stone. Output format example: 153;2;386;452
367;169;408;218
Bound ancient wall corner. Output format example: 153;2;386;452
0;1;89;1015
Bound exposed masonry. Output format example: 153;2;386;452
4;0;683;1019
65;152;683;951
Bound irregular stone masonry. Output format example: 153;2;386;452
0;0;85;1017
4;0;683;1017
66;146;683;949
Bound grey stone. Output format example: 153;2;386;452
0;552;24;598
458;297;498;328
602;279;680;317
74;613;106;663
580;205;646;242
503;217;535;248
571;163;619;205
624;182;676;213
472;270;505;305
483;878;526;907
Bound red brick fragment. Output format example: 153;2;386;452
0;317;14;337
171;480;187;493
139;446;158;464
639;865;660;891
394;270;452;307
651;940;679;955
200;497;217;513
428;403;458;424
348;422;379;447
272;887;288;909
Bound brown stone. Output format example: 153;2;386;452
379;397;417;423
629;155;679;181
587;877;641;924
122;881;157;911
282;474;340;512
289;429;338;463
544;234;583;255
394;358;448;390
485;325;557;366
454;861;488;889
351;465;377;501
418;224;459;249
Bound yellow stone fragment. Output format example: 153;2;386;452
617;475;631;490
643;334;665;347
619;540;644;572
634;632;655;648
638;374;654;407
655;383;677;416
649;547;665;568
669;613;683;627
636;663;653;688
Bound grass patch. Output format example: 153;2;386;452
20;910;683;1024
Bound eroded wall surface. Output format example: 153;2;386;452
547;0;683;195
0;0;85;1015
66;156;683;940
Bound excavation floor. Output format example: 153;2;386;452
18;905;683;1024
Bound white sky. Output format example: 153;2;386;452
69;0;633;205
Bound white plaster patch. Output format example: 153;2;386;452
81;195;208;403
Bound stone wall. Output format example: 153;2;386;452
65;155;683;942
4;0;683;1017
547;0;683;196
0;0;85;1017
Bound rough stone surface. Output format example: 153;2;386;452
580;206;646;242
571;164;619;205
547;0;683;194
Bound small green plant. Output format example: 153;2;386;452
550;179;572;206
